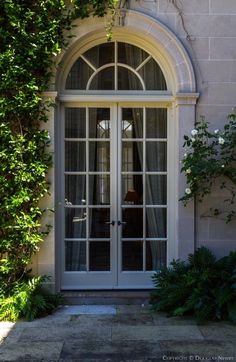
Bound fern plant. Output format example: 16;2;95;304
0;276;63;321
151;247;236;323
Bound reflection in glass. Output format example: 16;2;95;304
89;108;110;138
118;67;142;90
90;67;114;90
138;58;167;90
89;242;110;271
122;175;143;205
65;175;86;206
146;142;167;171
122;108;143;138
122;208;143;238
89;208;110;238
89;175;110;205
65;241;86;271
146;175;167;205
146;208;167;238
122;241;143;270
65;141;86;172
146;240;166;270
122;142;143;172
65;58;93;89
118;42;148;68
65;108;86;138
65;208;86;238
89;141;110;172
84;42;114;68
146;109;167;139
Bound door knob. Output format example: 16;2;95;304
118;221;127;226
105;220;115;226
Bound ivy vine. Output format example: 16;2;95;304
0;0;115;294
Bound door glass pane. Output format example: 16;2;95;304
146;175;167;205
65;241;86;271
122;108;143;138
146;208;167;238
89;242;110;271
122;142;143;172
65;175;86;206
89;67;114;90
146;241;166;270
89;108;110;138
122;241;143;270
118;67;142;90
146;142;167;171
89;208;110;238
65;208;86;238
118;42;148;68
65;108;86;138
65;58;93;89
146;108;167;139
65;141;86;172
89;141;110;172
89;175;110;205
122;208;143;238
122;175;143;205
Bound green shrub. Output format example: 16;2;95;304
150;247;236;323
0;276;63;321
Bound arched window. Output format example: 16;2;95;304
65;42;167;91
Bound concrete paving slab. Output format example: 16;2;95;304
18;325;112;342
152;314;197;326
60;340;163;360
199;323;236;340
160;340;236;359
0;341;63;361
0;322;16;344
116;305;150;314
112;325;204;341
55;305;116;315
70;312;154;326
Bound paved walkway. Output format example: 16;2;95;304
0;305;236;361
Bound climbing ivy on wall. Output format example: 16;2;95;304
0;0;115;294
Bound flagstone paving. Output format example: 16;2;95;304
0;305;235;361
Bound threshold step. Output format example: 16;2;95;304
61;290;152;305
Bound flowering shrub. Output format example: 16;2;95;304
180;112;236;222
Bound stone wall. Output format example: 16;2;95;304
130;0;236;257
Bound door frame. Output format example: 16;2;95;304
56;99;177;290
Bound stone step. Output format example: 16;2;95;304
61;290;152;305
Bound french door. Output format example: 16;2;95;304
60;104;168;289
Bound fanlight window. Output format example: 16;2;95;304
66;42;167;91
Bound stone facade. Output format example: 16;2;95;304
129;0;236;258
35;0;236;290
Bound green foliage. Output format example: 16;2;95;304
0;0;114;311
0;276;63;321
151;247;236;323
181;112;236;222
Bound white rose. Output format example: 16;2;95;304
185;188;191;195
214;129;219;134
186;168;191;174
221;164;225;168
191;137;196;142
218;137;225;145
184;153;188;158
191;129;198;136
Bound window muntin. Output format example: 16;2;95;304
65;42;167;91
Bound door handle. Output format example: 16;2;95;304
118;220;127;226
105;220;115;226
